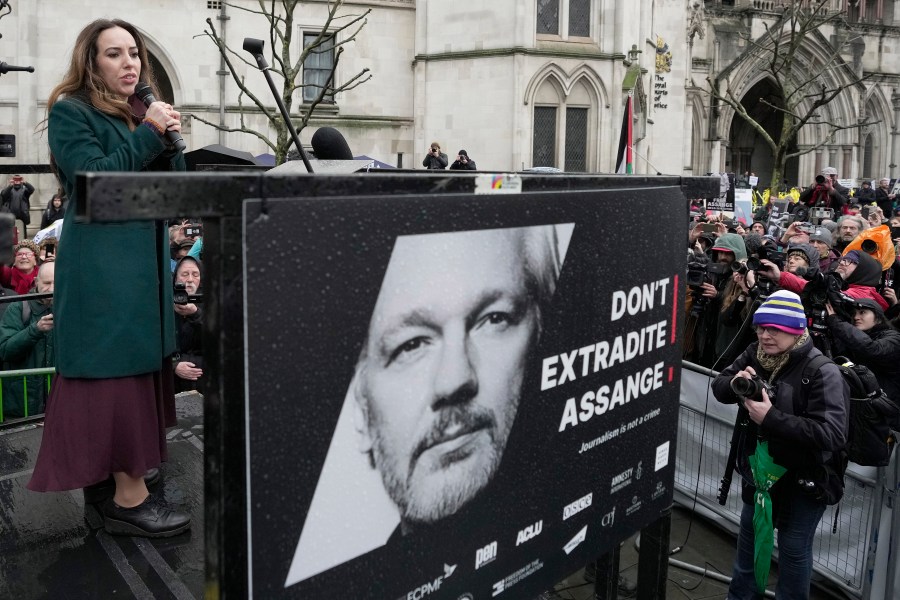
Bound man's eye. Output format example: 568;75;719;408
389;337;428;363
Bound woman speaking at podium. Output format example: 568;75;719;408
28;19;190;538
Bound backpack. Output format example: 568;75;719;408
717;352;894;508
802;355;897;468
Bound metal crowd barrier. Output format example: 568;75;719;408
676;360;899;599
0;367;54;426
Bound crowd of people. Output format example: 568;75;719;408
687;166;900;599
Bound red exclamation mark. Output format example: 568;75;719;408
670;274;679;345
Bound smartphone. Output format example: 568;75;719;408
699;223;718;233
861;206;870;219
891;226;900;240
184;225;202;237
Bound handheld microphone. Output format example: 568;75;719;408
134;82;186;152
310;127;353;160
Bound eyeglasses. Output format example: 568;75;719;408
755;325;788;336
838;258;854;266
15;250;34;257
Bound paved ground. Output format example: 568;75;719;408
0;392;850;599
0;393;204;600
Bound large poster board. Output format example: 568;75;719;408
243;188;685;599
706;173;735;212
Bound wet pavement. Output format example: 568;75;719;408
0;391;849;599
0;393;204;600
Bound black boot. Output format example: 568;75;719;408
83;469;161;505
102;494;191;538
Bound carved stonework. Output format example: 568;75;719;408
656;35;673;73
687;0;705;43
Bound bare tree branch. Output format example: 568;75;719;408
197;1;373;164
704;0;870;191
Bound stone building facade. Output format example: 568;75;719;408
0;0;898;203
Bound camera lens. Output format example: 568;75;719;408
730;376;758;398
861;239;878;254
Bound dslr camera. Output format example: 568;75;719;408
173;282;202;306
730;374;775;402
686;260;729;288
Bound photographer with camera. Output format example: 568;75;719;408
783;243;820;277
168;219;202;271
449;149;477;170
172;256;203;393
683;233;746;367
0;262;55;418
799;167;849;215
757;249;888;311
712;290;849;600
777;220;814;249
421;141;448;170
825;298;900;429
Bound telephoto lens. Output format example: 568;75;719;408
861;239;878;254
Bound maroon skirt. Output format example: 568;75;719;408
28;362;176;492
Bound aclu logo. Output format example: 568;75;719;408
476;541;498;569
563;492;593;520
516;520;543;546
402;564;456;600
610;467;634;494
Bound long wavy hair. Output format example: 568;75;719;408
46;19;161;129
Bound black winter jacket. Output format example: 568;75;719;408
713;337;849;496
827;317;900;429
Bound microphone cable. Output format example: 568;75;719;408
669;289;756;556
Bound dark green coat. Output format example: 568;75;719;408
0;300;53;418
48;96;183;378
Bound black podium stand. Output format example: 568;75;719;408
78;171;718;600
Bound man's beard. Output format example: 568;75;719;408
370;402;515;526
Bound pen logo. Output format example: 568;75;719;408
476;541;497;569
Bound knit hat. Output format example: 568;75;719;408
821;166;838;176
458;149;468;157
753;290;807;335
808;227;833;248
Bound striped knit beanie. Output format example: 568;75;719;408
752;290;806;335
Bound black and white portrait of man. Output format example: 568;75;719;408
284;224;572;587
